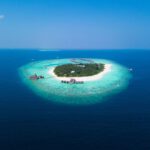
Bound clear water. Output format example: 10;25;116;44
0;50;150;150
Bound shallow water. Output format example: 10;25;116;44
19;59;132;105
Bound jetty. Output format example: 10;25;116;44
70;58;95;64
79;58;94;63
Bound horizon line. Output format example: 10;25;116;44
0;48;150;50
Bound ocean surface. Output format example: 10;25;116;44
0;49;150;150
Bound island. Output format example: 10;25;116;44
50;62;111;83
54;63;105;77
19;58;132;105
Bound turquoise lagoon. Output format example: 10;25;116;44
19;59;132;105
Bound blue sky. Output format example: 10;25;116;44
0;0;150;49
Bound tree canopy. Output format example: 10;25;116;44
54;63;105;77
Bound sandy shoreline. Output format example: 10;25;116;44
48;64;112;82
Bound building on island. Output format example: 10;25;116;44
30;74;44;80
61;79;84;84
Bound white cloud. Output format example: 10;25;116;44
0;15;5;20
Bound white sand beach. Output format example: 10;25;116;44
49;64;112;82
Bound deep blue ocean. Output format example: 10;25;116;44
0;50;150;150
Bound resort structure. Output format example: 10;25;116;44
30;74;44;80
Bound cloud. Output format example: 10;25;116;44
0;15;5;20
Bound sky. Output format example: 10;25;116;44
0;0;150;49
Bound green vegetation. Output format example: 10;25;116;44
54;63;105;77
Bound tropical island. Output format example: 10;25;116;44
54;63;105;77
19;58;132;105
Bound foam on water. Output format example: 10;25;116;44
19;59;132;105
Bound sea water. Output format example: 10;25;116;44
1;50;150;150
